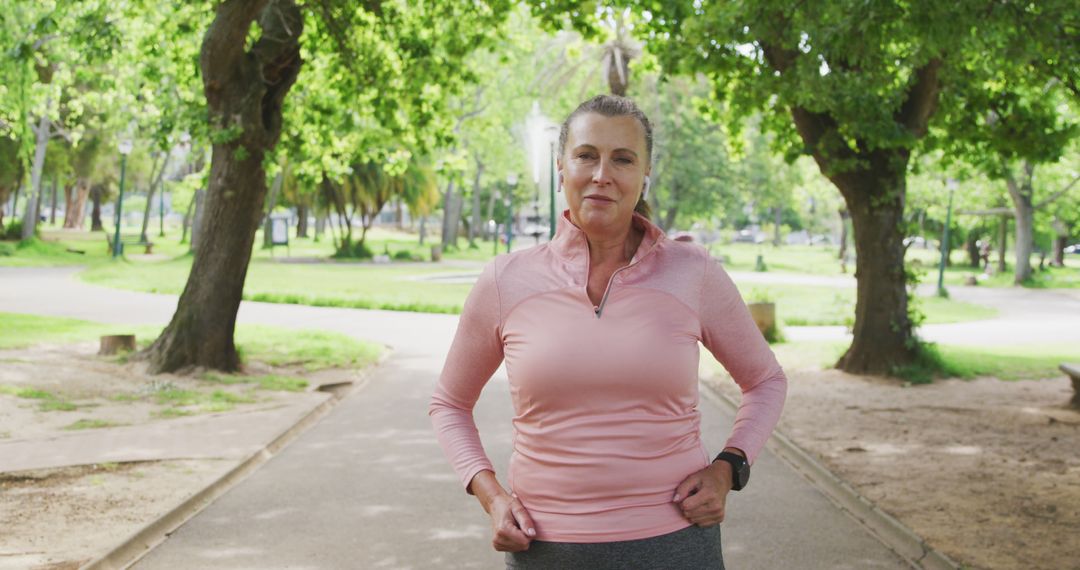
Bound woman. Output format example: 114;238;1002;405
429;95;787;569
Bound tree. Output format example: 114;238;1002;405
144;0;512;372
579;0;1080;375
144;0;304;373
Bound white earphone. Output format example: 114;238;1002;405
643;176;651;200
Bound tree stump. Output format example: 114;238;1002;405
99;335;136;355
747;302;777;342
1059;364;1080;409
430;245;442;262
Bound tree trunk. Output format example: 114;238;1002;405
662;205;678;233
49;175;58;225
314;213;324;241
296;202;308;237
485;187;498;239
440;180;456;248
65;179;90;229
997;215;1008;275
1004;162;1035;284
1051;218;1068;266
140;153;169;243
826;156;917;374
190;188;205;251
772;206;782;246
469;159;484;245
144;0;303;373
90;185;104;231
180;190;197;244
837;208;849;261
21;109;51;240
966;236;980;268
419;215;426;245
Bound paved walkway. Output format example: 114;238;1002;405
1;267;922;568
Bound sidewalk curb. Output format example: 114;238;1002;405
81;351;392;570
699;378;962;570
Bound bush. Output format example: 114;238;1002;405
392;249;420;262
2;219;36;241
332;240;373;260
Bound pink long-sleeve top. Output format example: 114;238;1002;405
429;210;787;543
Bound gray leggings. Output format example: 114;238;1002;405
505;524;724;569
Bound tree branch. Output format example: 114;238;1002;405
895;58;943;137
200;0;269;105
958;208;1013;217
1035;174;1080;209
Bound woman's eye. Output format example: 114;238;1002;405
615;157;633;164
576;153;595;160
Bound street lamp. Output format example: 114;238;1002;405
113;139;134;259
936;178;958;297
547;124;560;239
506;173;518;254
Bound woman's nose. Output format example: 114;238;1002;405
591;158;613;184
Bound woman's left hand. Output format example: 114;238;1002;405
672;460;734;527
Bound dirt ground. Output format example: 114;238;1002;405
4;342;1077;569
0;342;352;569
704;365;1080;570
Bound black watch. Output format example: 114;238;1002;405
713;451;750;491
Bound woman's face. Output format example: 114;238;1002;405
558;113;649;233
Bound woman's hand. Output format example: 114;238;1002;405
486;493;537;552
469;470;536;552
672;460;735;527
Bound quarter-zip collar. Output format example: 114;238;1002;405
549;209;666;270
549;209;666;318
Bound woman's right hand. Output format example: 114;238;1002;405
487;493;536;552
470;470;537;552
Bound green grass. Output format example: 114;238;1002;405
63;419;124;430
80;256;476;314
0;313;382;372
738;284;997;326
0;237;100;267
703;340;1074;383
0;313;161;350
204;372;309;392
710;243;848;275
0;384;79;411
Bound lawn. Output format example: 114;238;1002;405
701;340;1075;382
737;283;996;326
0;312;382;371
80;256;476;314
0;224;497;267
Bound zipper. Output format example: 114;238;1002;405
593;265;631;318
585;241;648;319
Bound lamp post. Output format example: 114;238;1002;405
113;139;133;259
488;216;498;256
936;178;958;297
506;173;518;254
547;124;559;239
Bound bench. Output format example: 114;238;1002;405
105;233;154;255
1061;363;1080;409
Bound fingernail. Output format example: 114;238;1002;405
672;494;681;502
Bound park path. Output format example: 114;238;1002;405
1;267;915;569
